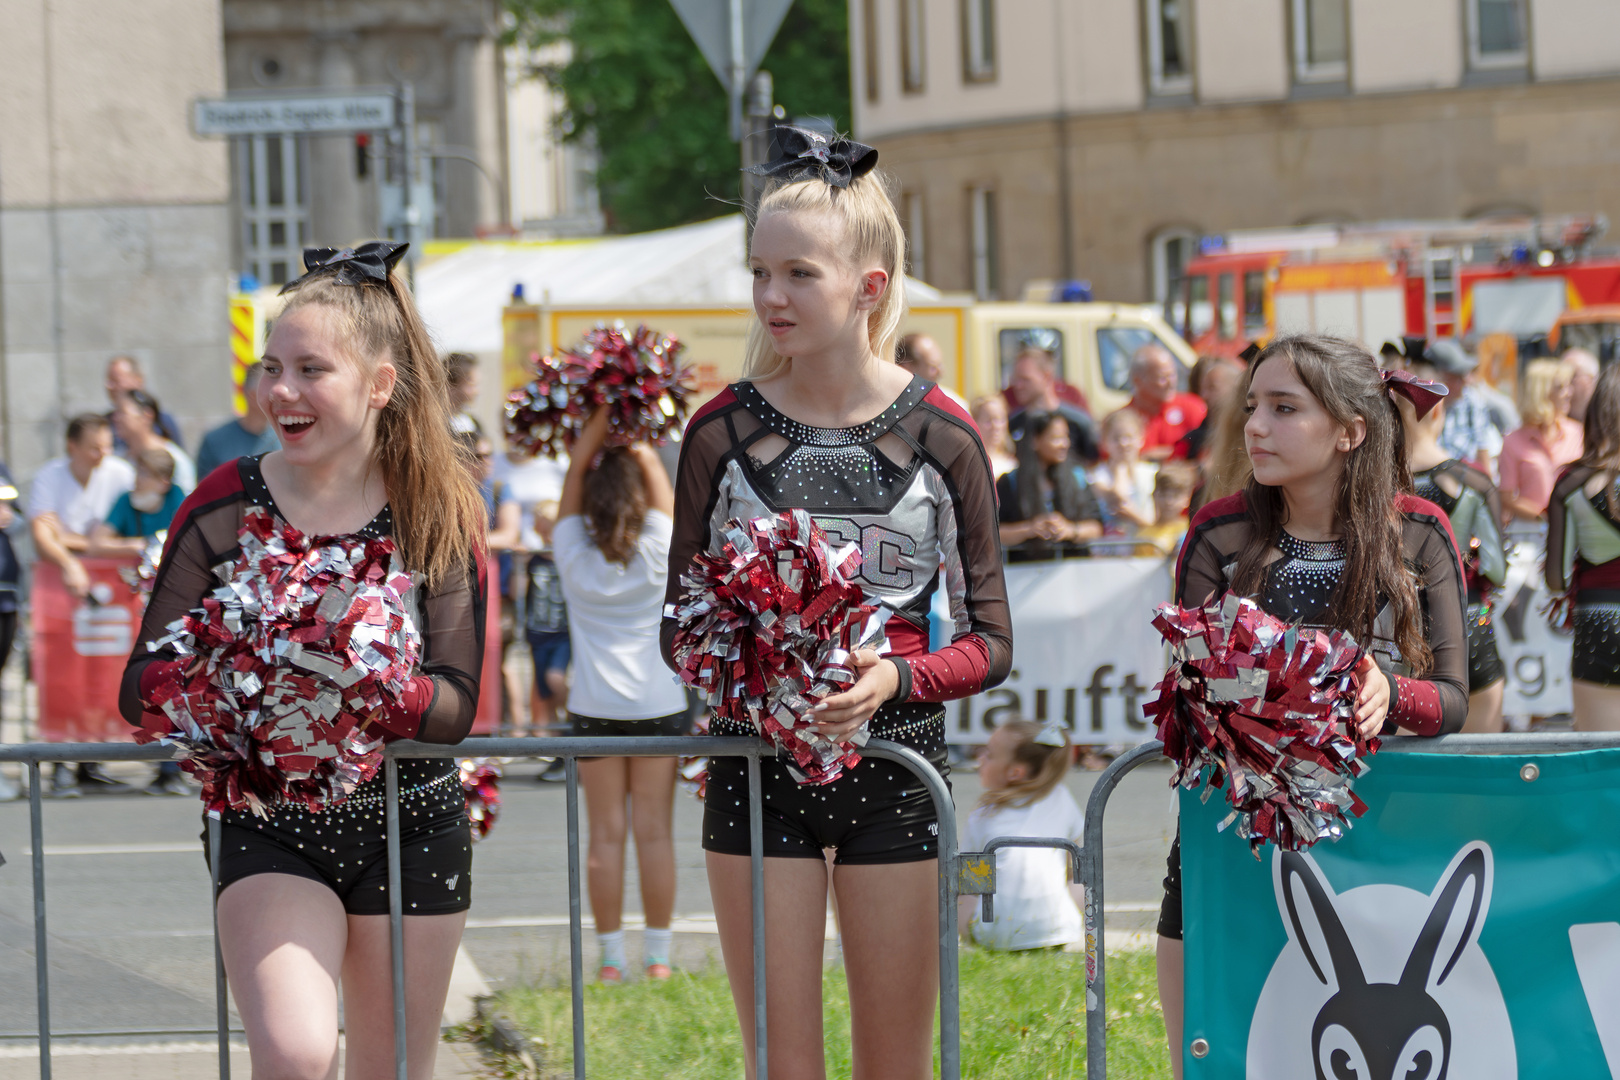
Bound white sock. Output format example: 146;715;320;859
643;927;674;966
597;929;627;971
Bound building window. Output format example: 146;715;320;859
900;0;926;93
1468;0;1527;68
1145;0;1193;96
970;187;999;301
1291;0;1348;83
238;134;307;287
961;0;996;83
863;0;881;102
901;191;927;281
1150;227;1198;313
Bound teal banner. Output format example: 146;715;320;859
1182;747;1620;1080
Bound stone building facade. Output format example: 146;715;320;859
0;0;232;475
851;0;1620;304
221;0;509;283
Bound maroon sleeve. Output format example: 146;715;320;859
897;389;1012;702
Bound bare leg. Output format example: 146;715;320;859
628;755;678;929
707;852;829;1080
341;912;468;1080
580;757;630;934
216;874;347;1080
836;860;939;1080
1573;680;1620;731
546;669;569;716
1158;935;1185;1080
1462;680;1505;733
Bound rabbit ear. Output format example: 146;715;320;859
1278;852;1367;991
1401;843;1492;992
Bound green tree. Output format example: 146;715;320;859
506;0;850;234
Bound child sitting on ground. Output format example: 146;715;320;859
958;718;1086;950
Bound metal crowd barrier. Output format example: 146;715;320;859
0;735;962;1080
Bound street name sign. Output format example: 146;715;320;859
193;93;396;137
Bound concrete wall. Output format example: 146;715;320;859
1351;0;1464;94
874;77;1620;302
0;0;232;478
854;0;1620;141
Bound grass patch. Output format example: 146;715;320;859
488;947;1169;1079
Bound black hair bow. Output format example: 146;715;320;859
744;126;878;189
1382;368;1448;420
279;241;409;294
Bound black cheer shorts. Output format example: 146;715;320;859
1466;602;1506;691
207;760;472;916
571;709;690;759
1158;830;1184;940
1573;595;1620;687
702;701;949;865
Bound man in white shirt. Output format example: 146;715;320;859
30;414;135;599
28;413;136;795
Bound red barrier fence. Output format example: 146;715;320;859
30;555;503;742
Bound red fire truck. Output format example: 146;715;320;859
1170;216;1620;358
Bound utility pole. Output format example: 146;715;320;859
399;82;419;281
741;70;777;240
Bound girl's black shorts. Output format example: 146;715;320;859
702;701;949;866
207;760;472;916
1158;830;1184;940
1466;602;1506;691
1573;598;1620;687
570;709;690;760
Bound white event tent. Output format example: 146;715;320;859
414;213;942;355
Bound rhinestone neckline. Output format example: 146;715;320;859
737;378;926;448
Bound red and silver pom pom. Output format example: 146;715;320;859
120;530;167;600
1144;591;1377;853
136;508;421;816
459;758;502;841
503;323;692;457
666;511;887;786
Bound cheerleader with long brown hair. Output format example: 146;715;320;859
1155;335;1469;1078
121;244;488;1080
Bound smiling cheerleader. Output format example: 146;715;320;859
121;243;488;1080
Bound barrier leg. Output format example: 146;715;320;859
29;761;51;1080
386;758;407;1080
1080;742;1164;1080
747;752;767;1080
208;813;230;1080
565;756;586;1079
859;740;960;1079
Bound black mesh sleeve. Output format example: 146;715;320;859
1546;466;1591;594
661;398;744;669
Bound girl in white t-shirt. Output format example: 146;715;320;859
554;407;689;983
957;719;1086;951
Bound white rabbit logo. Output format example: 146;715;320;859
1245;841;1515;1080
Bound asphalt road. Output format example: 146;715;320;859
0;750;1178;1041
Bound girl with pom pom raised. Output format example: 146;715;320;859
662;129;1013;1079
121;242;488;1080
1154;335;1470;1078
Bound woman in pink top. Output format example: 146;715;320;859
1499;359;1583;522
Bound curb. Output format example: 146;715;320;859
473;997;543;1077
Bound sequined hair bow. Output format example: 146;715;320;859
279;241;409;294
744;126;878;190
